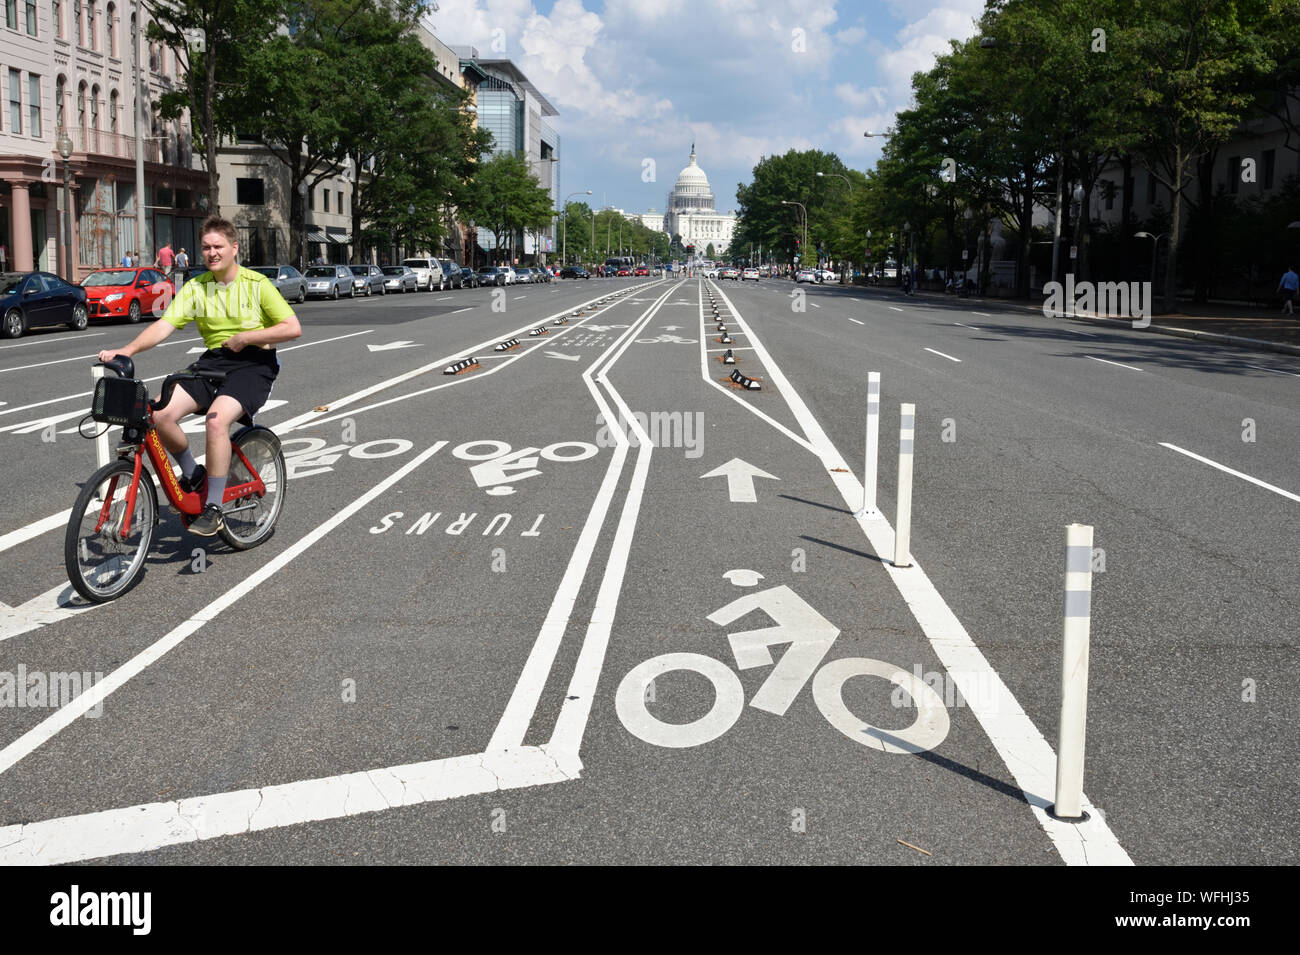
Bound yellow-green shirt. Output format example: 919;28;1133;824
162;266;295;349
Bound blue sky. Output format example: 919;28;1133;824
425;0;986;216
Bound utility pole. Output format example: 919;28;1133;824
133;0;146;261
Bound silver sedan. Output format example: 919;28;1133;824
348;264;387;296
381;266;419;293
249;265;307;303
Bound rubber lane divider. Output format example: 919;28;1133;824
443;357;480;375
724;368;762;390
716;333;733;344
553;317;568;326
529;326;549;336
718;349;736;364
494;339;520;352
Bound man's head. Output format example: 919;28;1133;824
200;216;240;279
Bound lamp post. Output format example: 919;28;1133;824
1071;184;1086;278
781;199;807;266
57;132;74;280
1133;231;1167;302
407;202;415;262
817;172;853;280
297;180;308;269
562;189;592;266
904;220;913;291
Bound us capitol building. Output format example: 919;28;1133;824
638;146;736;254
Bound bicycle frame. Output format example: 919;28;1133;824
104;410;268;534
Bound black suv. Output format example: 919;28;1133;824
560;266;590;279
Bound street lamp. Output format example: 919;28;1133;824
562;190;592;267
781;199;807;265
1071;184;1086;275
408;202;416;262
57;132;74;281
1133;231;1167;298
297;180;309;269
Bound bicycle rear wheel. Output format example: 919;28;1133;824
64;459;157;603
218;426;286;550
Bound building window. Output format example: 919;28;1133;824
77;80;86;128
56;74;65;129
109;87;117;132
337;190;343;214
236;177;265;205
87;0;95;48
53;0;61;37
307;186;314;211
1228;156;1240;195
323;189;329;212
105;2;114;56
26;0;36;34
74;0;81;44
28;73;40;136
5;0;16;30
1263;149;1276;190
90;82;99;129
9;70;22;135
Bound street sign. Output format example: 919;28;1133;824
1070;245;1078;259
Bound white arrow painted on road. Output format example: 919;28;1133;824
700;458;779;503
366;341;421;352
187;346;207;354
0;583;97;643
663;325;682;331
544;351;581;361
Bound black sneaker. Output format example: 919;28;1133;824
178;464;206;494
189;503;224;536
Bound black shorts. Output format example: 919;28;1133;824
178;346;280;425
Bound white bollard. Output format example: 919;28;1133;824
91;365;110;470
893;403;915;567
1054;523;1094;820
856;372;882;519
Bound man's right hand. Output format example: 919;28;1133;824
97;348;132;363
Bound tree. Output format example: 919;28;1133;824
467;153;554;263
149;0;283;214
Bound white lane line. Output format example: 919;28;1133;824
718;286;1132;867
448;307;473;314
953;322;980;330
924;347;962;363
1065;326;1097;337
1246;362;1300;377
1160;443;1300;503
0;441;449;779
698;286;818;455
488;286;674;753
0;333;106;351
279;329;374;352
704;346;756;352
436;296;453;301
0;336;201;374
811;302;821;308
972;311;991;317
0;745;576;864
0;510;71;556
889;306;904;312
513;296;527;300
849;318;865;325
1085;355;1141;371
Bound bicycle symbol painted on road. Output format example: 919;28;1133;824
615;578;951;753
634;333;698;344
454;439;599;496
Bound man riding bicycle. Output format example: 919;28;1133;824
97;216;302;536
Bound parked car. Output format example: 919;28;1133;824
81;267;173;324
1;271;90;338
634;266;649;277
742;268;760;281
248;264;307;303
432;259;461;289
459;266;479;288
795;269;818;284
816;268;837;283
477;267;507;287
402;257;442;291
560;266;590;280
348;264;387;296
500;267;518;285
381;265;419;293
304;264;354;299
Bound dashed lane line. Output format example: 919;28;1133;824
1085;355;1142;371
924;347;962;363
1160;443;1300;503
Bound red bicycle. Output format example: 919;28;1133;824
65;356;286;602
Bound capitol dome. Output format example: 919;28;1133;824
669;145;716;212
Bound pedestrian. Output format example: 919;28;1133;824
0;244;7;270
155;241;175;278
174;247;189;289
121;250;133;268
1277;266;1298;314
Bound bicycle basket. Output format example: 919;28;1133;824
91;376;150;428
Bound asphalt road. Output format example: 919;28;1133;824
0;275;1295;865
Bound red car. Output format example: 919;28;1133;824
634;266;649;276
81;267;175;324
617;267;632;277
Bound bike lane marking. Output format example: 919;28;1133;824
708;280;1133;866
0;440;449;781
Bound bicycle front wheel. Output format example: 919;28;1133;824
218;426;286;550
64;459;157;603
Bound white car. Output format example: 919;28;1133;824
742;268;760;281
816;269;837;283
795;269;818;284
501;267;517;285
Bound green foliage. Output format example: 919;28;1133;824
466;153;555;260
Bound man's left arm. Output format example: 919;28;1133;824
223;313;302;351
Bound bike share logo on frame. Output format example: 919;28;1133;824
1042;274;1153;328
0;665;105;717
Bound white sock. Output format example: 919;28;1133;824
205;475;227;508
177;448;198;478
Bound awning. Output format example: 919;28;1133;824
327;229;350;244
305;229;328;243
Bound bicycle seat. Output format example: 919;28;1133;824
97;355;136;379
